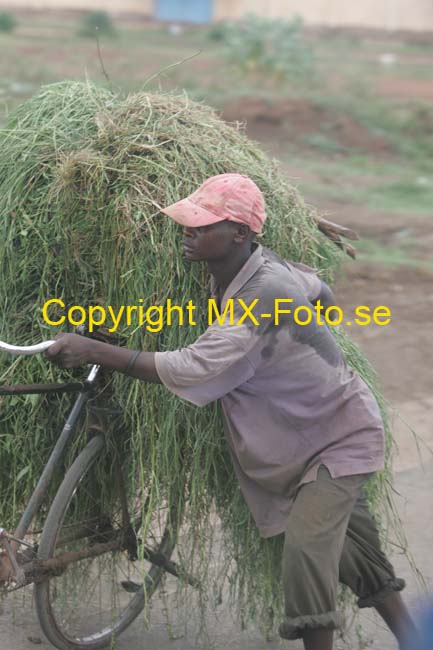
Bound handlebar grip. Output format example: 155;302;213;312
0;340;56;356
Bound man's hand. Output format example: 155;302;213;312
45;333;94;368
44;333;161;383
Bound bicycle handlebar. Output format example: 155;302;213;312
0;327;125;358
0;340;55;356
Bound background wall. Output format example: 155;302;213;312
1;0;433;31
215;0;433;32
0;0;153;15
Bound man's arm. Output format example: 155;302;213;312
313;280;336;311
45;333;160;383
312;280;339;322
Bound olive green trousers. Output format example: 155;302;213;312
279;465;405;640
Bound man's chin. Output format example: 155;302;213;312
183;250;201;262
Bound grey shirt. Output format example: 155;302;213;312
155;243;385;538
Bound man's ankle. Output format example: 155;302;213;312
302;628;333;650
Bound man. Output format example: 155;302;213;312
46;173;416;650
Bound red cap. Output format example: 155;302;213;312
161;173;266;234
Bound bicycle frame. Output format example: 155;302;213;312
0;364;101;586
0;350;199;596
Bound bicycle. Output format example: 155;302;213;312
0;329;197;650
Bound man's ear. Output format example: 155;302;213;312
233;224;251;244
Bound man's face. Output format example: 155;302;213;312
182;221;242;262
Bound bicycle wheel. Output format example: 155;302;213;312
34;434;180;650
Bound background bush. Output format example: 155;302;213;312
0;11;17;33
77;10;116;39
211;14;314;83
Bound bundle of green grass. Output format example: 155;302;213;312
0;81;396;636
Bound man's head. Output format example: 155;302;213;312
161;173;267;235
181;220;256;263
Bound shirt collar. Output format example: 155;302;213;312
210;243;264;308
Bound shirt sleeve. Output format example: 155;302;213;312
155;322;257;407
286;261;322;302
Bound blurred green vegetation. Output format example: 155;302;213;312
290;161;433;215
77;10;117;39
355;239;433;271
207;14;314;84
0;11;16;33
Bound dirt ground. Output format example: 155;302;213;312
1;23;433;649
222;98;394;155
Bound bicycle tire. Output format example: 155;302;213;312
34;434;180;650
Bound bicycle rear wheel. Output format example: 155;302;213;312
34;435;180;650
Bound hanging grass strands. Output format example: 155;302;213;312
0;81;398;638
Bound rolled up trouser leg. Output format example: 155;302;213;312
279;465;369;641
339;495;405;608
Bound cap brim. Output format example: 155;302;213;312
161;197;224;228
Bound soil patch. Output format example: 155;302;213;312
222;97;393;155
317;202;433;239
377;77;433;101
